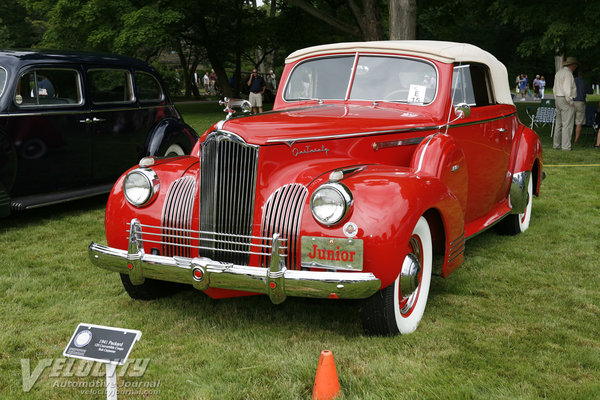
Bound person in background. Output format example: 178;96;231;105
519;74;528;101
203;72;210;94
533;75;541;100
573;71;593;145
266;69;277;92
247;68;266;113
553;57;578;151
539;75;546;99
593;101;600;148
209;69;217;93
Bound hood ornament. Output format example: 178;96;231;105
219;97;252;120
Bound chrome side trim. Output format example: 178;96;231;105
0;104;171;118
266;112;517;146
509;171;531;214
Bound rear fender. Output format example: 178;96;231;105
510;126;543;197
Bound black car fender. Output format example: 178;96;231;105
144;118;198;157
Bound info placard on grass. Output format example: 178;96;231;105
63;323;142;365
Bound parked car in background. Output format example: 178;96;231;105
89;41;543;335
0;50;198;217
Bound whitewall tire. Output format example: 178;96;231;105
360;216;433;335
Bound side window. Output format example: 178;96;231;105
88;69;133;104
452;64;494;106
0;67;7;97
135;71;163;102
15;68;82;107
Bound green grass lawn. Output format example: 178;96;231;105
1;102;599;399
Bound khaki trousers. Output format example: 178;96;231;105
554;96;575;150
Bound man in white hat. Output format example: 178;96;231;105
553;57;578;150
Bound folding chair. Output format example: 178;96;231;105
527;100;557;136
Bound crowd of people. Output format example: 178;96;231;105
517;58;599;150
194;68;277;112
549;57;599;150
515;73;546;101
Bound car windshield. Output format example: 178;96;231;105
284;55;437;104
0;67;6;97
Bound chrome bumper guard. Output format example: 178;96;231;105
89;219;380;304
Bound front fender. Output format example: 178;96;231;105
300;166;465;288
105;156;200;250
144;118;198;157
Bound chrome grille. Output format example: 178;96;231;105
161;176;196;257
128;222;287;261
200;131;259;264
261;184;308;270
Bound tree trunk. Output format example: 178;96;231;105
389;0;416;40
555;54;563;75
347;0;384;41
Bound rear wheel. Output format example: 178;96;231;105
120;274;184;300
360;216;433;335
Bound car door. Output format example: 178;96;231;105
86;67;142;181
448;63;513;224
8;66;91;196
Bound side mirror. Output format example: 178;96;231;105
219;97;252;119
454;103;471;119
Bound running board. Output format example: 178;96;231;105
11;183;113;211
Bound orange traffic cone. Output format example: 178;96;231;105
312;350;341;400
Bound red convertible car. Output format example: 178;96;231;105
90;41;543;335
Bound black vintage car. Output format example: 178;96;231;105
0;50;198;217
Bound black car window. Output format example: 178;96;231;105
88;69;133;104
15;68;82;107
0;67;7;97
135;71;163;103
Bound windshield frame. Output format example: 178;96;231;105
283;53;439;105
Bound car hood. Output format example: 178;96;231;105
216;104;441;146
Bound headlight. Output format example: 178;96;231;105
310;182;353;226
123;168;159;207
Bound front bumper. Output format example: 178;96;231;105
89;219;381;304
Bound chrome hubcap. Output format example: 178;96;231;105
400;253;421;300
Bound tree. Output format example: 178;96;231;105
0;1;44;47
285;0;418;40
489;0;600;78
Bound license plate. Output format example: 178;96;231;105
301;236;363;271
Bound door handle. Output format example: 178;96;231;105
92;117;106;123
79;118;93;124
496;128;507;133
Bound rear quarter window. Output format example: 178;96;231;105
0;67;7;97
134;71;164;103
88;69;134;104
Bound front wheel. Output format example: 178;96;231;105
360;216;433;336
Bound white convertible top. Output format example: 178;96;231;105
285;41;514;105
